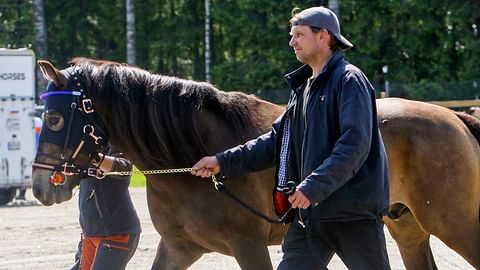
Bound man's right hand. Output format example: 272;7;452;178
191;156;220;178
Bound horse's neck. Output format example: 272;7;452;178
94;81;201;168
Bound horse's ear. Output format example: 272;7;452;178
37;60;68;89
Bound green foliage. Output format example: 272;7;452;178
42;0;126;65
3;0;480;102
136;0;205;79
0;1;34;48
210;0;335;93
211;0;293;91
342;0;480;100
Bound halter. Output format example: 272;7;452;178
32;66;108;186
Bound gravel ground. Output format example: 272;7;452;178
0;187;474;270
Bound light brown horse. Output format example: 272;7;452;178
467;106;480;118
32;59;479;269
378;98;480;269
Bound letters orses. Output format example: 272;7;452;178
0;72;25;80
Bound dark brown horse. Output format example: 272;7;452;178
33;58;286;270
32;58;480;269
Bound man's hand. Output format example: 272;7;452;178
191;156;220;178
288;190;311;209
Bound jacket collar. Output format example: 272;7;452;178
285;50;344;92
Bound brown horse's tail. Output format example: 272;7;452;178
455;112;480;223
456;112;480;145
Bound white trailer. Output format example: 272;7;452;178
0;48;37;205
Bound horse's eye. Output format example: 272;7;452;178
43;109;65;132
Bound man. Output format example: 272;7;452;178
192;6;390;269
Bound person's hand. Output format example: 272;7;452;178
191;156;220;178
288;190;311;209
92;154;114;172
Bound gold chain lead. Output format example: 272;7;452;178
103;167;192;176
103;167;220;187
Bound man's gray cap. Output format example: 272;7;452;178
292;6;353;50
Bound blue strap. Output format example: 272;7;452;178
39;90;81;100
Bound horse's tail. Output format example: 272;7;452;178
456;112;480;223
456;112;480;145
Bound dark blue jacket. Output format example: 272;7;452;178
79;156;141;236
217;51;389;221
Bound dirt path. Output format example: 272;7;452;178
0;187;474;269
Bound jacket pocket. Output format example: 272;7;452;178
102;242;130;252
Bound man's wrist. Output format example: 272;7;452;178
92;154;105;167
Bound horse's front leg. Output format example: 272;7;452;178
151;238;206;270
229;238;274;270
384;209;437;270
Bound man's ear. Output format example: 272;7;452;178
317;29;328;42
37;60;68;89
319;30;333;50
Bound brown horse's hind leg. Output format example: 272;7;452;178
229;240;274;270
151;238;205;270
431;217;480;269
384;210;437;270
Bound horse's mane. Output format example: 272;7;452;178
71;57;266;168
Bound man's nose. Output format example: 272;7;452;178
289;37;295;47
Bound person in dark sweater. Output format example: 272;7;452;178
70;148;141;270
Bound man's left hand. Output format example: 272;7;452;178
288;190;311;209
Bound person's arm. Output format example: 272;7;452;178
93;153;132;172
191;130;277;178
192;113;283;179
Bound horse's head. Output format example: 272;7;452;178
32;60;109;205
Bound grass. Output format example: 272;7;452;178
130;166;146;187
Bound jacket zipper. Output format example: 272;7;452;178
298;106;309;228
88;185;104;218
299;80;314;229
300;109;308;180
300;79;315;185
103;243;130;251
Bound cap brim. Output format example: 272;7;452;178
337;34;353;50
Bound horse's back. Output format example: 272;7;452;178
377;98;480;154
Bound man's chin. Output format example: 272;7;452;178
295;55;306;64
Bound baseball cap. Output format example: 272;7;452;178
291;6;353;50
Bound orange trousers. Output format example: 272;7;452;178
79;234;139;270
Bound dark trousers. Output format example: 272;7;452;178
70;233;139;270
278;213;391;270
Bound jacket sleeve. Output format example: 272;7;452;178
297;71;374;203
215;113;283;179
111;156;132;172
107;146;133;172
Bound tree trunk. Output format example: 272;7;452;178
205;0;211;82
328;0;340;17
32;0;48;96
126;0;136;65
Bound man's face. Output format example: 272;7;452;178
289;25;320;64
